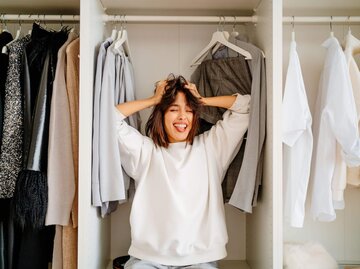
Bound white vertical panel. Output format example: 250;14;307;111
78;0;110;268
282;23;360;264
246;0;283;267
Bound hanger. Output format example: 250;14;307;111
1;14;9;33
329;16;334;37
190;17;252;67
211;16;230;55
345;16;360;56
110;15;118;40
230;16;239;38
113;15;132;60
2;16;22;54
291;16;295;42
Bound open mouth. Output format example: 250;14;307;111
173;123;188;132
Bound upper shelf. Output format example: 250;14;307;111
0;0;80;14
284;0;360;16
100;0;260;16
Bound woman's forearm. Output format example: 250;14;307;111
116;97;157;117
201;95;237;109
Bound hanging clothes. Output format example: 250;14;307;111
92;37;140;217
0;35;31;199
191;51;252;205
92;37;114;209
282;40;313;228
0;30;13;269
191;38;266;213
61;37;80;269
310;36;360;222
344;32;360;187
46;32;78;269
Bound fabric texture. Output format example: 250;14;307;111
282;40;313;228
46;31;78;226
191;53;252;203
116;94;250;266
310;36;360;222
0;31;13;150
0;35;30;199
344;33;360;187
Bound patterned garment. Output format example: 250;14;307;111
0;35;31;198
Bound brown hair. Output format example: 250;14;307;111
145;74;203;148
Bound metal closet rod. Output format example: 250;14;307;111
0;14;79;22
283;16;360;24
1;14;360;24
102;15;257;23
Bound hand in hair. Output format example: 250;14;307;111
184;82;203;101
153;80;167;105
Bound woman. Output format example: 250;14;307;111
115;75;250;269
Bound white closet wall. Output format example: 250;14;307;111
282;22;360;264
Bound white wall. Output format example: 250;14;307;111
108;22;251;262
283;23;360;264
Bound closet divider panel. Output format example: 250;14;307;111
282;23;360;264
246;0;283;268
79;0;111;268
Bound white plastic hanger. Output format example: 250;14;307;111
113;15;132;60
345;22;360;56
2;18;22;54
190;18;252;67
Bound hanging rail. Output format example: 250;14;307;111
103;15;258;24
2;14;360;24
0;14;80;22
283;16;360;24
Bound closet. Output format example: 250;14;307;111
79;0;281;269
282;0;360;268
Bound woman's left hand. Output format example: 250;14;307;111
185;82;203;100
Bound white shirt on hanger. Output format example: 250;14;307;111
282;40;313;228
344;33;360;187
310;36;360;222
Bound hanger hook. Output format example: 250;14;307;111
330;16;333;32
291;16;295;31
124;15;127;30
232;16;237;31
348;15;351;32
18;14;22;29
222;16;226;31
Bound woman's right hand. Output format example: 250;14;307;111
152;80;167;105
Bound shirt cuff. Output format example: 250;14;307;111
229;94;251;113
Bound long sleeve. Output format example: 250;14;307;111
203;94;251;179
46;32;78;226
282;40;313;228
98;46;127;202
114;109;153;180
92;38;113;207
311;37;360;222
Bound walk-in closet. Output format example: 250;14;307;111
1;0;360;268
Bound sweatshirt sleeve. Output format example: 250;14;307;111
114;107;153;181
203;94;251;177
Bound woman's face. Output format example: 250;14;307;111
164;92;194;143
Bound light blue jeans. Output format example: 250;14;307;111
124;256;219;269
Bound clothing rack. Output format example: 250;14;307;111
1;14;360;24
0;14;80;22
283;16;360;24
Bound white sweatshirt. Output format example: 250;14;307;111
115;94;250;266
